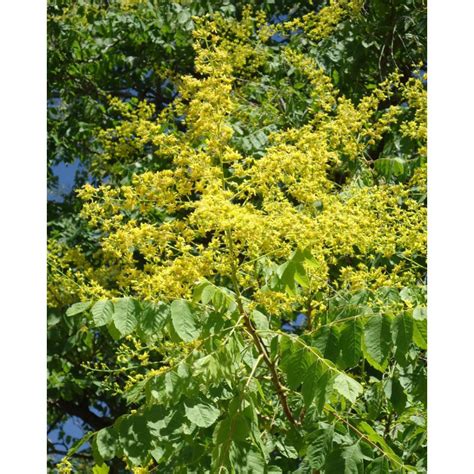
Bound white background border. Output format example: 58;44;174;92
0;0;46;470
428;0;474;471
1;0;473;471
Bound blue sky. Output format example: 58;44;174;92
48;159;82;202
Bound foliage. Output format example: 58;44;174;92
48;1;427;472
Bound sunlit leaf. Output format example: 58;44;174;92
170;299;200;342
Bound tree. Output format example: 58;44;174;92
48;1;427;472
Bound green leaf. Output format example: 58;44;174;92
106;320;122;341
412;318;427;350
95;427;117;461
267;466;283;473
307;425;334;469
91;300;114;327
366;456;389;474
392;312;413;365
314;326;340;361
363;315;392;371
385;377;407;415
177;9;191;25
124;370;150;403
340;318;363;367
375;157;405;178
302;247;320;269
294;262;310;288
301;362;331;411
66;301;92;317
413;306;427;321
252;309;269;331
400;287;415;304
413;366;427;406
212;289;225;310
325;442;365;474
137;302;169;340
192;279;210;303
413;320;427;349
150;446;165;463
333;373;363;404
202;284;216;305
47;312;61;329
92;464;110;474
185;402;220;428
277;249;312;291
225;442;265;474
112;298;138;337
250;134;263;150
354;421;401;463
283;347;313;390
241;445;266;473
277;261;296;294
118;414;152;466
170;299;200;342
290;247;305;263
215;412;250;444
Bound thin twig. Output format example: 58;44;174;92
225;229;299;427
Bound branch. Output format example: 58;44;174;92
242;314;299;427
224;230;299;428
51;399;112;430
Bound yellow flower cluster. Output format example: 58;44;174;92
340;262;418;292
400;74;428;157
47;239;114;309
56;458;73;474
409;163;427;194
279;0;364;42
283;49;337;118
192;6;270;77
131;467;149;474
319;72;402;159
93;97;180;176
50;8;426;319
120;0;146;11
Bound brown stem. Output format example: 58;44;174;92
242;313;299;427
224;230;299;427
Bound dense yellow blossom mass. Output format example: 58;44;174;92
48;4;426;320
